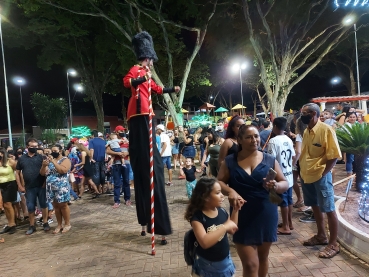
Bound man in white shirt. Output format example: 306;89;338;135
267;117;295;235
156;124;173;186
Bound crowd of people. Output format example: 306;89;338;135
0;100;362;276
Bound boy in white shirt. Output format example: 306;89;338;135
267;117;295;235
156;124;173;186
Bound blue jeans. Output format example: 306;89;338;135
192;254;235;277
346;153;354;173
25;187;47;213
112;164;131;204
92;161;105;186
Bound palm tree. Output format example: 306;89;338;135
336;122;369;191
336;122;369;222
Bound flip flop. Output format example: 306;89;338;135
277;223;294;230
277;230;292;235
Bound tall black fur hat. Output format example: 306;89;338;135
132;31;158;62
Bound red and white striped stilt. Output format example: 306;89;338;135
136;66;155;255
146;67;156;256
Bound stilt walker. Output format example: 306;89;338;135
123;31;180;253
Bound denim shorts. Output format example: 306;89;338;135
25;186;47;213
278;187;293;207
301;172;335;213
162;156;172;169
192;254;235;277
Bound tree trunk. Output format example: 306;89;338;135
121;93;127;128
354;154;367;192
270;94;288;119
91;92;105;132
253;100;257;117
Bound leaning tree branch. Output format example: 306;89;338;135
256;0;279;78
42;0;132;41
288;28;348;90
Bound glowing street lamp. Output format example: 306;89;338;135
231;62;248;116
0;10;13;147
66;69;77;132
343;15;361;106
13;77;26;146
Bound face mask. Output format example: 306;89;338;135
17;152;22;155
300;114;312;124
118;132;126;138
51;152;60;159
28;148;37;154
0;156;2;161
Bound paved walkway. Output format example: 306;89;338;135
1;165;369;277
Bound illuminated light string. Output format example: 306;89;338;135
188;114;214;128
335;0;369;6
358;157;369;223
70;126;91;138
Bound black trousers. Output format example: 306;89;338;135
129;115;172;236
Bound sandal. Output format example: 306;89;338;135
62;225;72;233
293;201;304;208
319;245;340;258
53;227;62;234
303;235;328;246
277;223;294;230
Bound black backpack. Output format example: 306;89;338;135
183;228;199;265
184;208;227;266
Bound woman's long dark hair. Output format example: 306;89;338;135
184;178;217;221
0;147;9;167
207;128;220;143
225;115;242;139
342;106;352;120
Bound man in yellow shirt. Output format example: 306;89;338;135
299;103;341;259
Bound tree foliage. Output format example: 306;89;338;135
30;92;67;130
241;0;367;116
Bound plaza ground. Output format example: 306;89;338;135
1;164;368;277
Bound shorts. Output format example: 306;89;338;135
278;187;293;207
25;186;47;213
182;146;196;158
0;181;18;203
111;147;122;153
172;144;179;155
192;254;235;277
301;172;335;213
162;156;172;170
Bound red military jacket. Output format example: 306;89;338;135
123;65;163;121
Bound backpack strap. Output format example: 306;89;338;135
264;153;275;170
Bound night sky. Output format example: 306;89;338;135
1;16;369;131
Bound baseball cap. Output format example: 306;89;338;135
114;125;126;132
70;138;79;143
98;132;103;137
156;124;165;131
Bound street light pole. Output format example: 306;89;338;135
354;23;361;100
18;82;25;146
0;13;13;147
239;68;243;117
66;69;77;134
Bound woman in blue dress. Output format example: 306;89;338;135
217;124;288;277
40;145;72;234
